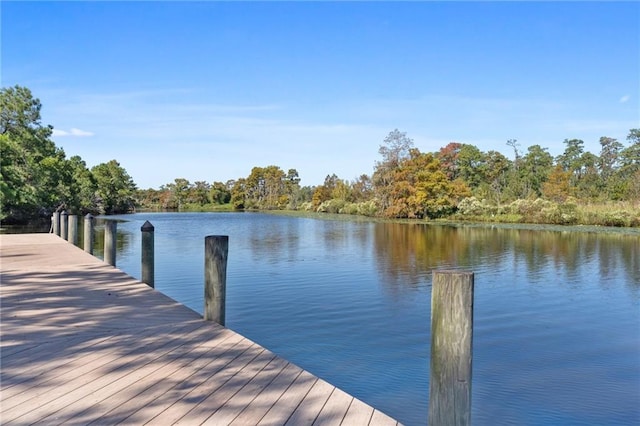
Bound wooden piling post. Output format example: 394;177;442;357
204;235;228;325
84;214;95;254
429;270;474;426
53;211;61;236
60;211;68;241
68;215;78;246
141;221;155;288
104;220;117;266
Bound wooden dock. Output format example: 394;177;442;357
0;233;401;425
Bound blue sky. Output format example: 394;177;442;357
3;1;638;189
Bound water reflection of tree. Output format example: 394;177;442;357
513;230;639;293
373;223;639;297
246;215;302;264
89;218;133;260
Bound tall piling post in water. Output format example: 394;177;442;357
204;235;228;325
141;221;155;288
429;270;474;426
84;214;95;254
60;211;68;241
68;214;78;246
104;220;117;267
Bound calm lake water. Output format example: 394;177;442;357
87;212;637;425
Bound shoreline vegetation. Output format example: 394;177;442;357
136;202;640;234
2;85;639;230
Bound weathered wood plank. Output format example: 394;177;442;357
84;333;245;425
0;322;207;409
1;320;206;390
2;323;214;423
284;378;335;425
371;409;400;425
174;349;277;425
144;344;264;425
229;362;304;425
42;331;242;425
258;371;319;425
201;356;290;425
115;338;253;425
312;387;353;425
341;400;375;425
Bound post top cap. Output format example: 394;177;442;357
141;220;155;231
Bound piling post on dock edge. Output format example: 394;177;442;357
53;210;60;237
84;214;95;254
204;235;228;325
60;211;68;241
141;221;155;288
429;270;474;426
52;211;60;236
104;220;117;267
68;214;78;246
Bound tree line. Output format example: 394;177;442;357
1;86;137;223
140;128;639;226
2;85;639;227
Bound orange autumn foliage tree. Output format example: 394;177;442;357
382;149;470;219
542;164;572;202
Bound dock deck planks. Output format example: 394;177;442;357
0;233;400;425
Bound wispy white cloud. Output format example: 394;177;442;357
52;127;94;137
619;95;630;103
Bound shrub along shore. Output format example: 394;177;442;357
142;198;640;230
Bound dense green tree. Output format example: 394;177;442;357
284;169;302;209
243;165;287;209
479;150;511;205
297;185;315;204
230;165;297;210
501;139;525;201
557;139;585;179
209;181;231;204
230;178;247;209
1;86;65;221
0;134;23;218
611;129;640;200
457;144;485;189
0;86;54;144
91;160;137;214
191;181;211;205
169;178;191;209
1;86;141;221
599;136;623;182
575;152;601;199
520;144;554;197
67;156;98;214
37;149;74;212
